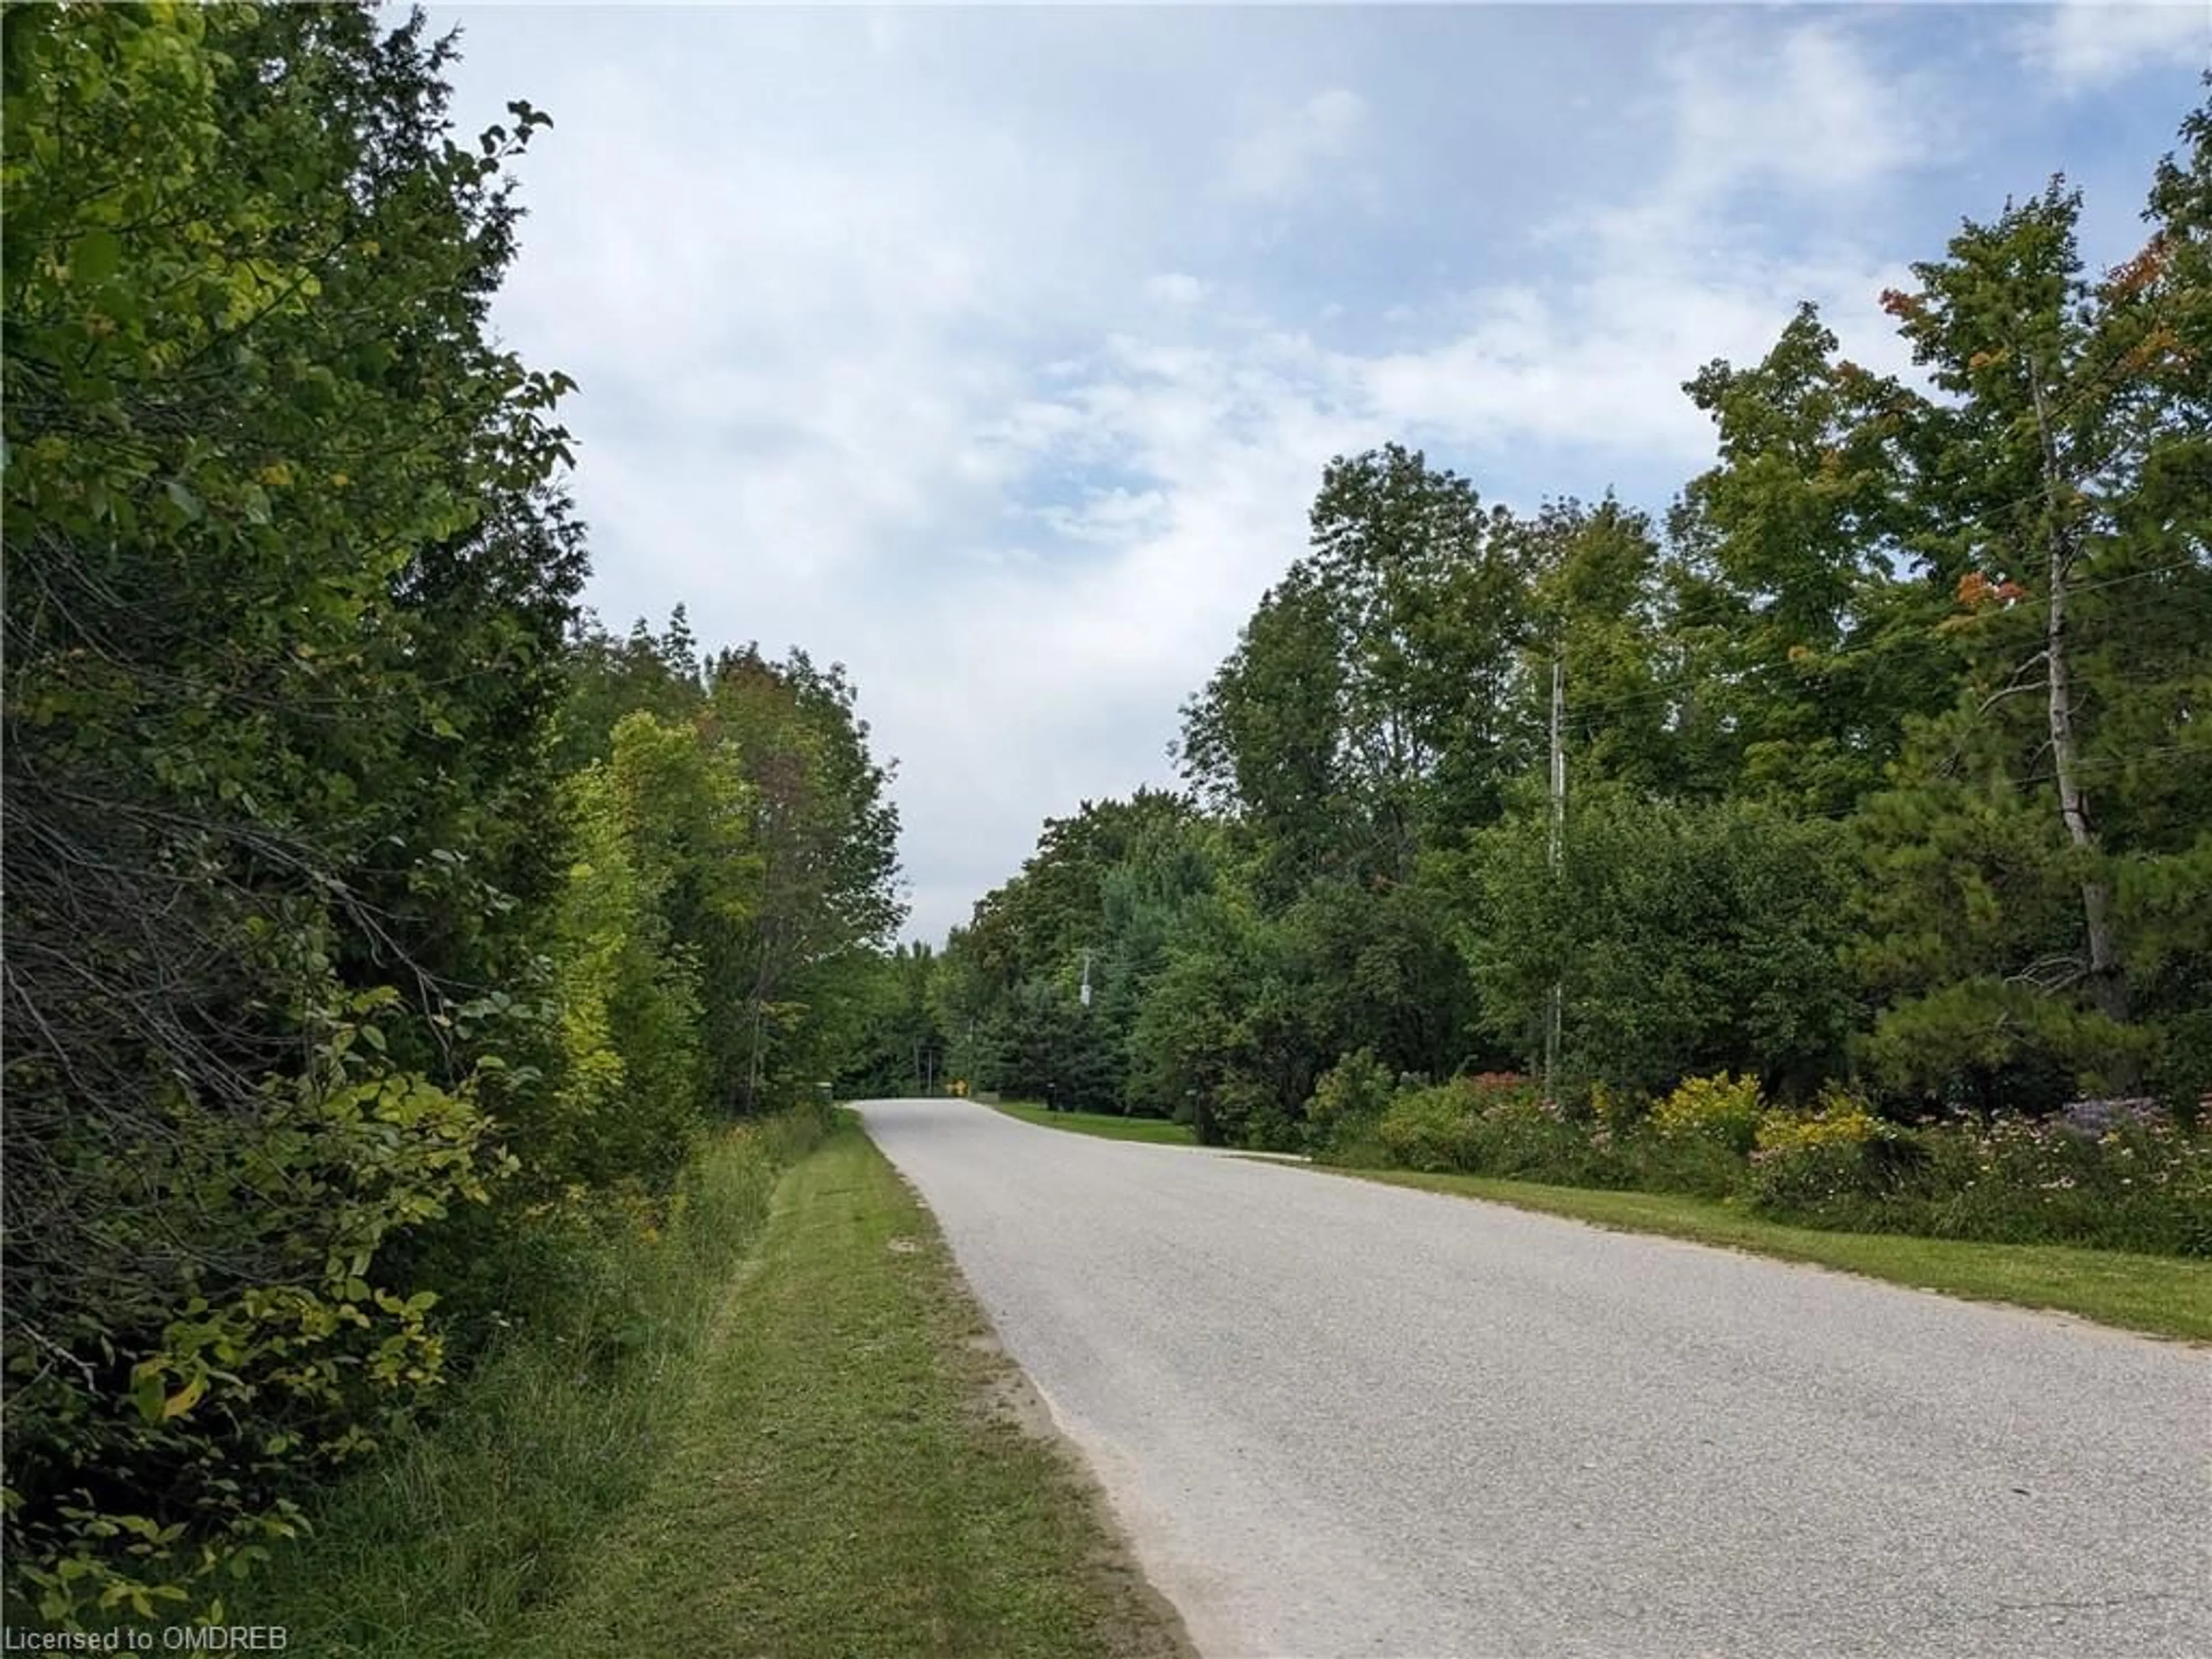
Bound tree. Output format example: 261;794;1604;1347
952;85;2212;1150
1176;572;1347;896
541;712;732;1191
1859;135;2212;1100
3;2;580;1615
1180;445;1532;893
701;646;905;1112
1504;496;1676;796
552;609;708;771
838;943;950;1099
1665;304;1948;813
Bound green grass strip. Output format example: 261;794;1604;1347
506;1113;1191;1659
984;1099;1196;1145
232;1112;828;1656
1307;1164;2212;1343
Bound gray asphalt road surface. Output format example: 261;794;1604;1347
854;1098;2210;1659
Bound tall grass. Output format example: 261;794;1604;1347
231;1107;832;1657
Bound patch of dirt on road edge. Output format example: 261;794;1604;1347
885;1162;1199;1659
954;1318;1198;1659
960;1327;1194;1659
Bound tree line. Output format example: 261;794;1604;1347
3;4;900;1622
931;87;2211;1164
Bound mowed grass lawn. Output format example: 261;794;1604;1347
1308;1165;2212;1344
510;1115;1189;1659
984;1099;1196;1146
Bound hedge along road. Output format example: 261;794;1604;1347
853;1098;2209;1659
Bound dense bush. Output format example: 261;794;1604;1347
4;3;581;1620
228;1109;832;1649
1356;1063;2210;1257
1856;1114;2208;1256
1460;791;1859;1097
1306;1049;1406;1161
1456;1077;1623;1186
1376;1085;1482;1173
1;9;904;1622
1621;1130;1748;1200
1746;1088;1899;1217
1370;1073;1623;1187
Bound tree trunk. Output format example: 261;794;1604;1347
2028;360;2131;1039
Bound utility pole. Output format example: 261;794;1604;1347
1546;653;1565;1106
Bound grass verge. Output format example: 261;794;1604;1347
237;1107;1188;1656
503;1111;1190;1659
985;1099;1196;1146
232;1109;833;1656
1309;1164;2212;1343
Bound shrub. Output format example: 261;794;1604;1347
1588;1082;1653;1139
1371;1073;1635;1187
1650;1072;1766;1156
1623;1131;1752;1199
1306;1049;1403;1160
1460;1078;1628;1187
1377;1086;1480;1173
1362;1061;2212;1258
2057;1096;2170;1136
1755;1084;1886;1156
1462;1071;1538;1103
1743;1098;2212;1254
226;1109;830;1648
1244;1107;1311;1156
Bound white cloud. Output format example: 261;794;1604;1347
1144;271;1209;306
2016;2;2210;96
1671;19;1925;197
1035;486;1173;545
1342;18;1932;465
1227;88;1368;203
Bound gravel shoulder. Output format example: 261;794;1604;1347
856;1097;2211;1659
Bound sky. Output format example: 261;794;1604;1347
420;1;2210;946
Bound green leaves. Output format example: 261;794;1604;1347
1183;444;1532;890
161;477;202;521
69;228;121;286
5;0;588;1625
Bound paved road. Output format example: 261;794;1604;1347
854;1099;2210;1659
